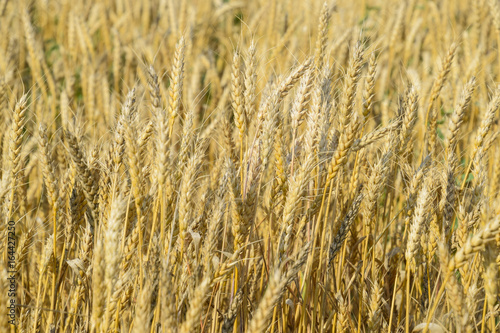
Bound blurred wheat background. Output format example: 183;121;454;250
0;0;499;332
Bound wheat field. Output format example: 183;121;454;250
0;0;499;332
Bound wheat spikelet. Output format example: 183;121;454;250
179;278;210;333
340;41;364;129
103;194;126;312
244;40;257;124
406;179;431;268
65;130;98;224
426;42;457;121
472;87;500;158
249;246;308;333
367;280;383;331
483;244;498;327
438;241;469;329
168;36;186;134
38;124;58;208
426;42;457;156
449;214;500;270
91;237;105;331
446;77;476;152
329;192;364;262
132;281;153;333
363;149;391;234
178;148;203;254
327;115;360;183
362;53;377;122
314;2;331;72
231;50;246;145
7;94;27;216
291;69;313;134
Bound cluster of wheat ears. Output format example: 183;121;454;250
0;0;500;332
